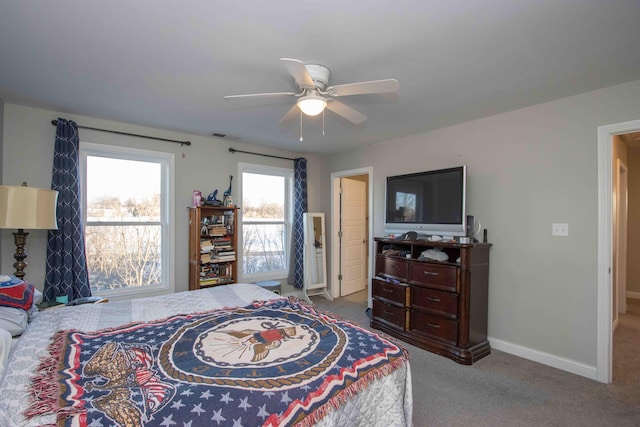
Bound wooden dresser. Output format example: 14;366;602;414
371;237;492;364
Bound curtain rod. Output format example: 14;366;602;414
51;120;191;146
228;147;301;161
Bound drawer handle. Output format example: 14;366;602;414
383;288;394;293
384;310;395;316
427;322;441;329
423;271;439;276
427;296;441;302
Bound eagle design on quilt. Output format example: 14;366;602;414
82;342;176;427
224;321;299;362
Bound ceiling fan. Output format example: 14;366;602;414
224;58;399;127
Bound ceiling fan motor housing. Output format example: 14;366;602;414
304;64;331;90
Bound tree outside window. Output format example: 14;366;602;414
240;165;292;279
81;144;174;297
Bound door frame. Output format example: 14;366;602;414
339;177;368;297
597;118;640;383
330;167;373;301
615;159;628;320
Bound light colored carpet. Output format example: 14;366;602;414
311;291;640;427
618;298;640;332
611;298;640;410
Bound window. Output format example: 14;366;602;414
80;143;174;298
239;163;293;281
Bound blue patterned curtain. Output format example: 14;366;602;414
288;158;308;288
44;119;91;301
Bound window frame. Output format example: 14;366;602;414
238;162;293;282
79;142;175;299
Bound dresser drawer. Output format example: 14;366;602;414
409;263;458;292
409;310;458;345
376;255;409;280
412;287;458;319
373;300;406;330
372;279;408;305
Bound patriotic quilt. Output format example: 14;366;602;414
26;297;408;427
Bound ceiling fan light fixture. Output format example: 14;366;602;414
297;95;327;116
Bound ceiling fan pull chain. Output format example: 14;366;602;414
322;110;325;136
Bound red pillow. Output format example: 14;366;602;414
0;276;35;310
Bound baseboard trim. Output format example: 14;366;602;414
626;291;640;300
489;337;597;380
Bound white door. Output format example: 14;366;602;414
340;178;367;296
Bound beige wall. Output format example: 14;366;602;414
0;104;327;297
326;79;640;369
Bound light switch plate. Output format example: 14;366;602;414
552;223;569;236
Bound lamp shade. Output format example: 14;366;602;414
0;185;58;230
297;95;327;116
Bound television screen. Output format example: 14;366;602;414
385;166;466;235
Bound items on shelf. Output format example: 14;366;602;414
223;175;234;207
189;206;239;290
201;175;235;208
418;248;449;262
374;275;403;285
204;189;223;206
193;190;202;207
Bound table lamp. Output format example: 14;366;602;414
0;182;58;279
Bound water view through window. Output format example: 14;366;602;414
242;172;288;275
84;156;162;293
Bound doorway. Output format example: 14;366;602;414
330;167;373;302
340;177;367;296
615;159;628;322
597;119;640;383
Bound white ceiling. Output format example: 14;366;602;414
1;1;640;154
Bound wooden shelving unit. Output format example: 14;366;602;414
188;206;239;290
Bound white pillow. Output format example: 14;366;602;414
33;288;43;305
0;328;11;375
27;289;43;321
0;307;28;337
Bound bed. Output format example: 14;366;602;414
0;283;412;426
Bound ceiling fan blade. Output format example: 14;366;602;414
224;91;296;99
327;79;399;97
280;58;314;88
325;100;367;125
278;105;300;127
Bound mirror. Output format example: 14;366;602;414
303;213;330;302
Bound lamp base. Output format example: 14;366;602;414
12;229;28;280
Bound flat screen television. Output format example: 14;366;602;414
385;166;467;236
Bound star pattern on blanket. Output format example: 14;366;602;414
27;299;407;427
